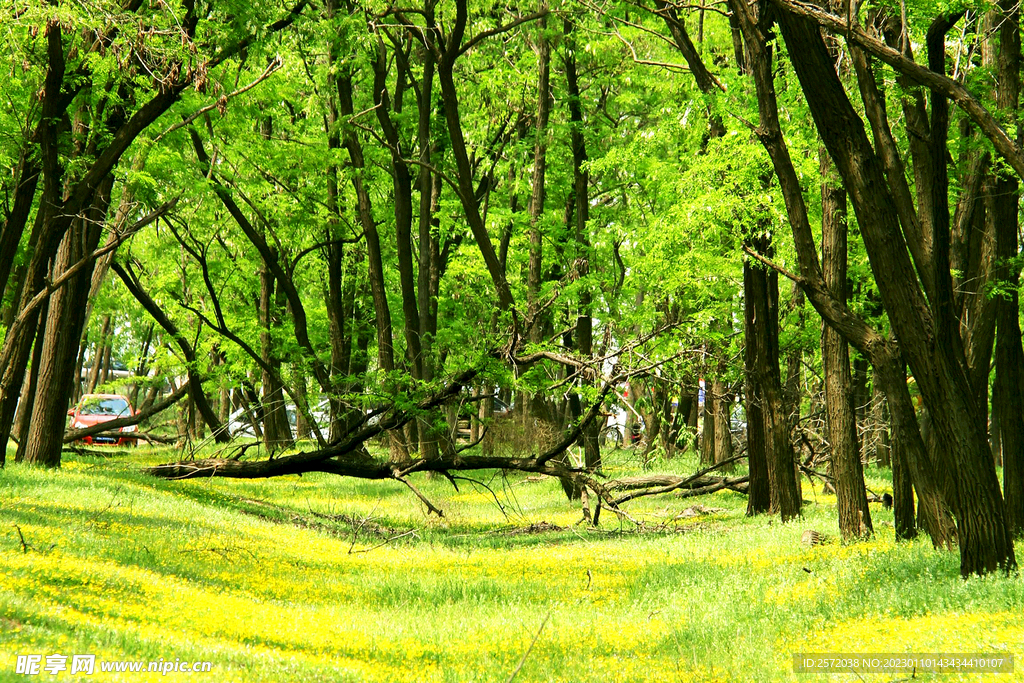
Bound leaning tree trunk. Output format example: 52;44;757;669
776;7;1013;573
14;304;49;464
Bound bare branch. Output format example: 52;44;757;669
154;57;284;142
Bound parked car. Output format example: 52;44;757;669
67;393;138;446
227;407;259;438
227;399;332;440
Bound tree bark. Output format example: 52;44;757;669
820;148;871;539
743;261;770;516
564;16;601;472
24;176;114;467
712;379;734;472
986;0;1024;538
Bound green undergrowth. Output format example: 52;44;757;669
0;443;1021;682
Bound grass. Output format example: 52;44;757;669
0;443;1021;682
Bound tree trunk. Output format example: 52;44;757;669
745;233;801;522
436;3;515;310
700;382;716;467
24;177;114;467
986;0;1024;539
527;5;551;345
744;262;771;517
891;409;917;540
259;265;293;451
820;148;872;539
712;379;734;472
564;16;600;472
13;304;49;464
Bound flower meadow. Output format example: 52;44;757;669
1;447;1021;682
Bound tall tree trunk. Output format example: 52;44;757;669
24;176;114;466
413;37;441;462
820;148;872;539
435;0;514;310
712;379;734;472
745;233;801;521
986;0;1024;538
259;265;292;451
744;263;770;516
322;27;355;445
527;4;551;345
564;16;600;472
336;71;406;459
0;204;63;465
0;153;39;304
13;302;49;464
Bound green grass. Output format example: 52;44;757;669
0;444;1021;682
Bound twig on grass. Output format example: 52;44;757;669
14;525;30;553
506;612;551;683
348;529;418;554
178;545;259;561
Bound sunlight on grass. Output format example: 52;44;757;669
0;446;1021;681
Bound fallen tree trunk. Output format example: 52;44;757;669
607;473;749;492
607;456;749;505
141;352;744;522
674;477;750;500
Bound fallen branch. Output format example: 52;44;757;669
673;477;749;499
607;473;749;493
609;455;748;506
395;473;445;517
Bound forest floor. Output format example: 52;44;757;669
0;442;1021;682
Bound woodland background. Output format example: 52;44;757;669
1;0;1023;581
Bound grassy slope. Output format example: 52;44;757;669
0;444;1021;682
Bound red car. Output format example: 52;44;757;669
67;393;138;446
